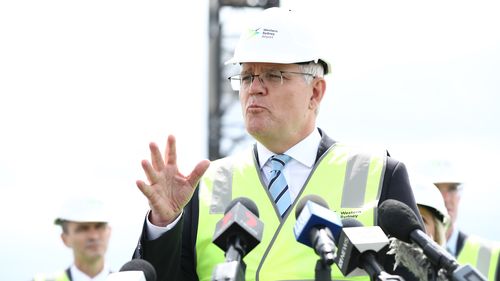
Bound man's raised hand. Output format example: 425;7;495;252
136;135;210;226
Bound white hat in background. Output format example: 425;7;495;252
54;196;111;225
411;178;450;225
426;159;464;187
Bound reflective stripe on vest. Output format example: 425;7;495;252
457;235;500;281
196;143;386;281
33;271;70;281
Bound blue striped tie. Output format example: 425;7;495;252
268;154;292;217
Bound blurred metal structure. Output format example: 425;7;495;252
208;0;279;160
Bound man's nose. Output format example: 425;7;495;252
248;76;265;93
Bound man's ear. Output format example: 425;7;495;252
310;78;326;110
61;232;71;248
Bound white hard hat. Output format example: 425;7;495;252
54;196;111;225
225;7;331;75
411;178;450;225
433;178;463;187
426;159;464;186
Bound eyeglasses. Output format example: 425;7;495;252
228;70;315;91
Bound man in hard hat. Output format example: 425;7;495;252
434;178;500;281
33;196;112;281
132;7;422;281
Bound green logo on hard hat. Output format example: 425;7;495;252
244;28;261;39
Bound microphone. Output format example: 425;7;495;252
379;199;487;281
211;197;264;281
334;218;403;281
212;196;264;262
106;259;157;281
293;194;343;265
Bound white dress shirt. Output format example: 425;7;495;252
146;129;322;240
446;226;460;256
257;129;321;202
69;264;111;281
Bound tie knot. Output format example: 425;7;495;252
270;154;291;171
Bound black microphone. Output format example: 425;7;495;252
293;194;343;265
106;258;157;281
211;197;264;281
334;218;403;281
379;199;487;281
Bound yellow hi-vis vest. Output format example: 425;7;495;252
33;270;70;281
457;235;500;281
195;143;387;281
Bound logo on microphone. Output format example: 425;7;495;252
222;212;233;226
337;239;348;268
245;210;257;228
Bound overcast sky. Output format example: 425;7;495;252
1;1;499;280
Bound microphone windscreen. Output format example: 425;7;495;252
341;217;364;228
293;195;342;245
213;197;264;256
225;196;259;217
119;259;157;281
295;194;329;219
378;199;423;243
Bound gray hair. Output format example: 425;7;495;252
299;61;325;84
298;61;324;115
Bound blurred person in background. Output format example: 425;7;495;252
431;161;500;280
386;177;450;281
411;177;450;246
33;196;112;281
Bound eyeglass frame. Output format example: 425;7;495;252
227;70;316;91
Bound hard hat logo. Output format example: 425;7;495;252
243;27;278;40
261;28;278;39
243;28;262;40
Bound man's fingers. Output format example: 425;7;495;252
141;159;159;184
150;142;165;171
136;180;152;198
187;159;211;188
166;135;177;166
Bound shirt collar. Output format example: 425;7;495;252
70;263;111;281
257;129;321;168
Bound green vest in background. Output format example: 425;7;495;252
457;235;500;281
33;270;70;281
196;143;387;281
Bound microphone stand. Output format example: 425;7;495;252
312;228;335;281
211;260;246;281
360;252;405;281
211;237;247;281
315;259;332;281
